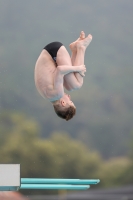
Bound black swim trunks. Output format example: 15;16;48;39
44;42;63;63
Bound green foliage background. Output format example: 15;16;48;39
0;0;133;158
0;112;133;194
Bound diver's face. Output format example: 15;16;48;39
61;93;75;107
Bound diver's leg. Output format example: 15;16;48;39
56;46;82;90
63;32;92;89
56;31;86;91
70;31;85;65
56;32;92;91
70;32;92;77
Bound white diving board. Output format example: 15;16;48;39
0;164;100;191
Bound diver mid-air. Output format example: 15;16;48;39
34;31;92;121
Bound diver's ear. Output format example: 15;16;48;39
60;99;66;107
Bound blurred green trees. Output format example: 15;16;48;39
0;112;102;179
0;0;133;159
122;130;133;185
0;111;132;193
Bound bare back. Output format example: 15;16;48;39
34;49;58;101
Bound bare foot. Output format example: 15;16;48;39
76;34;92;49
70;31;92;52
69;31;85;51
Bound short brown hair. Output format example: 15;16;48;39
53;104;76;121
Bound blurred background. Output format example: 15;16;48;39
0;0;133;199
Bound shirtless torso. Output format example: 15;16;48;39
34;47;86;102
35;49;59;101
